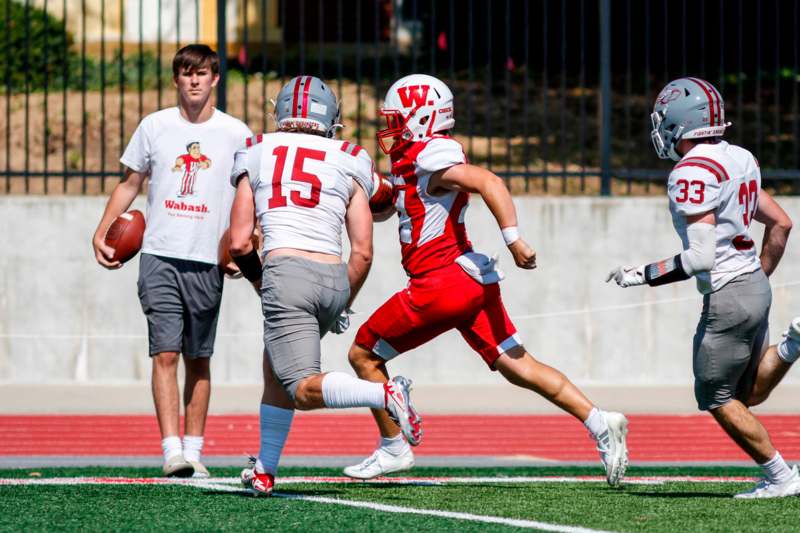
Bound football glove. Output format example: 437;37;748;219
606;265;646;288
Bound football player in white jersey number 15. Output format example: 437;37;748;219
227;76;422;496
608;77;796;499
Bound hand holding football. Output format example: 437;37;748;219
103;210;145;264
369;171;394;214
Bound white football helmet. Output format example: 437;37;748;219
377;74;455;153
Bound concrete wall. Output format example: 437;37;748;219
1;196;799;391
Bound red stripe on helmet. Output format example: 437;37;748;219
686;77;716;127
706;82;723;126
291;77;302;118
301;76;312;118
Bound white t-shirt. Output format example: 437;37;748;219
121;107;253;264
667;141;762;294
232;132;374;256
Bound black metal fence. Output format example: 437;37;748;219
2;0;799;195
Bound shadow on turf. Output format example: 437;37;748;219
627;491;734;499
201;488;346;498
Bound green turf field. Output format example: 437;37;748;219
1;466;799;532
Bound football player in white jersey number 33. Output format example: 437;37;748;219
608;77;797;499
227;76;421;496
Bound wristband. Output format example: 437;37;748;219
501;226;520;246
644;254;691;286
232;248;263;283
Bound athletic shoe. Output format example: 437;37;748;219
249;472;275;496
788;317;800;342
343;446;415;480
162;454;194;478
384;376;423;446
189;460;209;478
735;466;800;499
595;411;629;487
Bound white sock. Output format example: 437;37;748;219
321;372;385;409
584;407;609;440
380;433;409;456
256;403;294;475
161;436;183;462
182;435;204;463
760;451;794;484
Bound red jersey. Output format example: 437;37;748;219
390;136;471;277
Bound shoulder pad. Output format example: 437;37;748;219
339;140;365;157
245;134;264;148
415;137;466;172
673;156;730;183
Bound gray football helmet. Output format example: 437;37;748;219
650;77;730;161
274;76;342;137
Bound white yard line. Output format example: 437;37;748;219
184;480;619;532
274;492;618;533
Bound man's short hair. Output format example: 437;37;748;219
172;44;219;77
186;142;200;151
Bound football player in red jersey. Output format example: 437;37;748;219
344;74;628;486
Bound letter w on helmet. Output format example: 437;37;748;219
378;74;455;154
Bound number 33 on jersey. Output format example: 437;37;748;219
232;131;375;256
667;140;762;294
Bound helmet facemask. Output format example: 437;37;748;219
377;106;420;154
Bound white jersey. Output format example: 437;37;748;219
667;141;762;294
232;132;374;256
120;107;252;264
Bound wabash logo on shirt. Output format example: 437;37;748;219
397;85;431;108
171;141;211;197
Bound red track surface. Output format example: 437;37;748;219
2;414;799;462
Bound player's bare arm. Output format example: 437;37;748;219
753;189;792;276
344;184;374;306
172;157;183;171
229;174;261;292
607;210;716;288
92;166;146;269
429;163;536;270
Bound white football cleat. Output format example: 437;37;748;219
778;317;800;363
189;460;209;478
240;456;257;489
595;411;629;487
343;446;415;480
384;376;423;446
162;454;194;478
735;466;800;499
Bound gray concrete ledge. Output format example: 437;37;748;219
1;383;799;414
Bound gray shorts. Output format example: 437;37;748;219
693;269;771;411
261;255;350;398
137;253;224;358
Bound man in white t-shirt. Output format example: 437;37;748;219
608;77;795;498
91;45;253;478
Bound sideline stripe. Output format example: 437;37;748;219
0;475;757;486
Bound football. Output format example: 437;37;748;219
219;228;262;278
104;210;145;264
369;171;394;214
